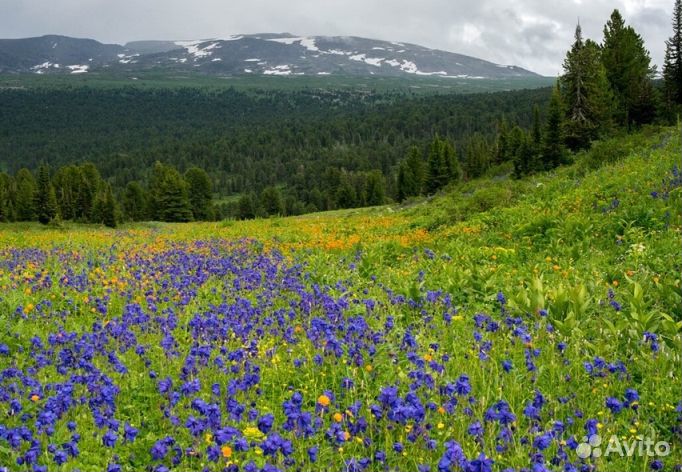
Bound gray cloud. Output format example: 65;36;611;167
0;0;673;75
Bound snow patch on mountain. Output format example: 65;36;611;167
175;40;222;59
67;64;89;74
263;64;292;75
349;54;383;67
267;37;319;52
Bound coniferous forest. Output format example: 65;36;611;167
0;7;680;226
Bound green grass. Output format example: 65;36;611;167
0;126;679;471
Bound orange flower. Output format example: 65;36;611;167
221;446;232;458
333;412;343;422
30;394;40;402
317;394;331;407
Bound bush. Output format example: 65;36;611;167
577;138;631;171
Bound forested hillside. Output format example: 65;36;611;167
0;86;551;215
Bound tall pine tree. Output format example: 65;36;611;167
542;84;568;171
663;0;682;110
561;24;614;150
185;167;213;220
34;164;58;225
15;168;36;221
149;162;193;222
397;146;425;201
602;10;657;127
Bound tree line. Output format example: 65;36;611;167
1;4;680;221
0;162;214;226
394;5;682;201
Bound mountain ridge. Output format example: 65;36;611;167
0;33;542;79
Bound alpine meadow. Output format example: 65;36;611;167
0;2;681;472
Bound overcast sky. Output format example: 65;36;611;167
1;0;674;75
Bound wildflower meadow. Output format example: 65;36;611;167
0;128;680;471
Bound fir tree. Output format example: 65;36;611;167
426;135;460;193
122;181;147;221
15;168;36;221
237;193;257;220
0;172;13;222
149;161;193;222
602;10;656;127
185;167;213;220
76;162;101;222
561;25;614;150
542;84;568;170
663;0;682;110
462;133;492;180
335;174;357;208
511;128;537;178
365;171;385;206
397;146;425;201
260;186;285;216
34;164;58;225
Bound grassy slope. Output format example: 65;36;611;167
0;126;679;470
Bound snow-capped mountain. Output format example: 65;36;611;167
0;34;541;78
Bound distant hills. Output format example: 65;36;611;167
0;33;541;79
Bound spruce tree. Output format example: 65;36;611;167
397;146;425;201
561;25;614;150
123;181;147;221
663;0;682;109
34;164;58;225
149;162;193;222
542;84;568;170
602;10;656;127
185;167;213;220
463;133;491;180
15;168;36;221
365;171;385;206
0;173;12;222
335;174;357;208
76;162;101;222
511;129;536;178
237;193;256;220
102;184;117;228
260;186;285;216
426;135;461;193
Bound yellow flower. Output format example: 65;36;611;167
205;433;213;444
365;365;373;373
437;423;445;429
317;395;331;407
333;412;343;422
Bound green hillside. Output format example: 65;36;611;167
0;125;679;471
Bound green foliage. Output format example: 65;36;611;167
34;164;58;225
561;25;615;150
185;166;213;220
397;146;426;201
426;135;461;193
15;168;36;221
123;181;148;221
260;186;285;217
149;161;193;222
663;0;682;111
364;170;386;206
601;9;657;127
541;85;568;170
577;136;632;171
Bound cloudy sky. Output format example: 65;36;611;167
1;0;674;75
